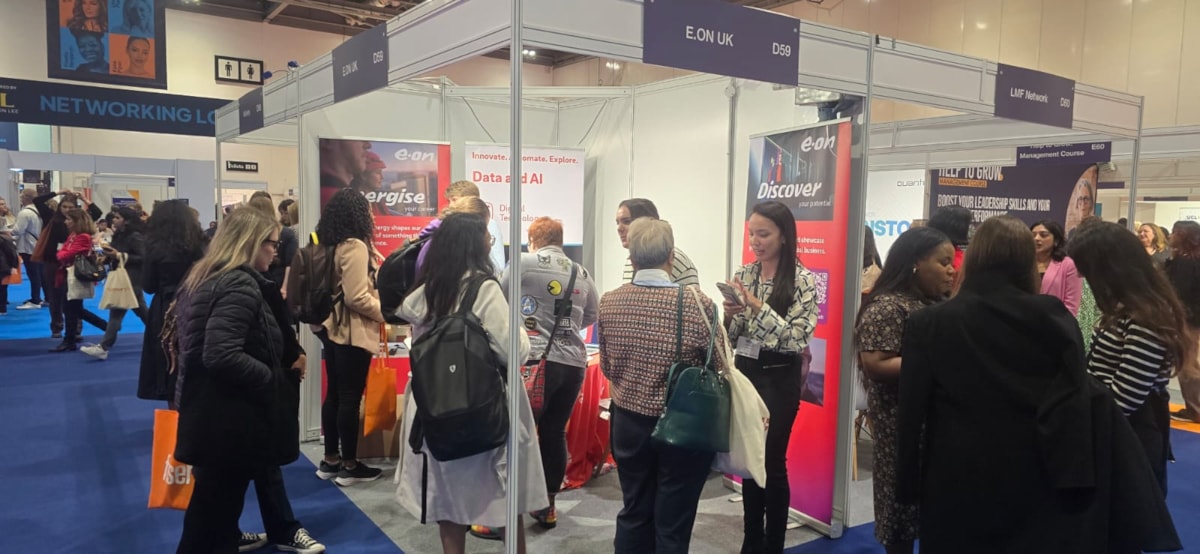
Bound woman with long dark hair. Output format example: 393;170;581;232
314;189;386;486
862;225;883;294
1070;222;1197;493
1168;221;1200;422
723;200;819;554
82;207;148;360
33;190;105;340
896;215;1179;552
138;200;205;405
396;212;542;554
50;210;98;353
1031;219;1082;315
67;0;108;33
855;227;955;554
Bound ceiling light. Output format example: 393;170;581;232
522;49;537;57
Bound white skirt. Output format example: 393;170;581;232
395;381;550;527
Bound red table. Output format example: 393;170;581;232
562;354;613;490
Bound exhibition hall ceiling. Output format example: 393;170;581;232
171;0;806;67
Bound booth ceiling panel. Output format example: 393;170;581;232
93;156;177;176
385;0;511;85
8;152;95;173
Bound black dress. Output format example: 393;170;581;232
897;274;1180;553
137;244;203;401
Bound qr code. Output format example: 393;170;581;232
811;270;829;306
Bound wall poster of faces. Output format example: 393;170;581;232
46;0;168;89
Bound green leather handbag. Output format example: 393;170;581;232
650;286;731;453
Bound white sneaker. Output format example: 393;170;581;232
277;528;325;553
81;344;109;361
16;301;40;310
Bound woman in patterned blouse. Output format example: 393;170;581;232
723;201;819;554
1069;221;1197;493
855;227;955;554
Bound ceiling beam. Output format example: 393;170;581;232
264;0;293;23
266;0;399;22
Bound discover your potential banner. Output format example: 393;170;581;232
745;119;852;526
928;163;1098;237
318;138;450;256
464;144;586;246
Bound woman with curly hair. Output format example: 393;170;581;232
1167;221;1200;423
138;200;205;406
314;188;386;486
67;0;108;33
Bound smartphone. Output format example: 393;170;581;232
716;282;744;306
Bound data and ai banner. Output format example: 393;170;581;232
318;138;450;256
745;120;852;526
929;162;1098;237
866;170;926;262
464;144;586;246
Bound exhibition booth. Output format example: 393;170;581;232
212;0;1145;546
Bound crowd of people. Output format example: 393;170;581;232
0;183;1188;554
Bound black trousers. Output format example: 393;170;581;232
1129;387;1171;496
320;337;372;460
178;466;254;554
20;253;43;304
737;352;802;554
64;298;83;341
534;360;586;495
611;404;715;554
45;263;64;334
252;466;302;544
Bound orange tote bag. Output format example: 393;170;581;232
363;326;397;436
147;409;195;510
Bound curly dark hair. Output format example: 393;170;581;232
1171;221;1200;260
1031;219;1068;262
318;188;374;247
928;206;972;246
146;199;204;260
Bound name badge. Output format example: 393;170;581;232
736;336;762;360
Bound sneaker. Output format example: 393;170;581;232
51;332;62;339
40;301;48;308
1170;408;1198;423
469;525;502;540
315;460;341;481
333;462;382;486
530;506;557;529
81;344;109;361
237;531;267;552
277;528;325;553
16;301;40;310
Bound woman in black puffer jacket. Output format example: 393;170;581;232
171;207;297;554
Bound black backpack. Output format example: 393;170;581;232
287;234;341;325
407;275;508;523
376;236;429;324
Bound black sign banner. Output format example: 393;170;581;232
0;77;226;137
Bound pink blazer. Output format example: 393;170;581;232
1041;257;1082;316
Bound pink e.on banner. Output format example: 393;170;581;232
743;119;852;525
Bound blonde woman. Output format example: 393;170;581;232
170;208;302;553
1138;223;1169;268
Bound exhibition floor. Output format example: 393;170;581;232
1;280;1198;552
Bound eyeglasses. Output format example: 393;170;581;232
263;239;279;250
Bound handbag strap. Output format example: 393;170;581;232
688;287;720;369
541;262;578;361
673;285;684;364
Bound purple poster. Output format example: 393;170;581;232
332;23;389;103
643;0;800;86
994;64;1075;129
1016;143;1110;166
929;163;1098;237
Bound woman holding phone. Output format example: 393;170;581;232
724;201;819;554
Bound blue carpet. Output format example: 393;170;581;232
0;273;146;341
0;337;401;553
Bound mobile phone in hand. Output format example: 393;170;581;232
716;282;744;306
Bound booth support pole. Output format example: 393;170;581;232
724;78;740;279
831;35;878;539
215;139;223;223
1125;99;1144;230
298;113;322;443
505;2;524;552
440;76;449;142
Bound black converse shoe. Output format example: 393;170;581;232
237;531;267;552
315;460;341;481
277;528;325;554
334;462;382;487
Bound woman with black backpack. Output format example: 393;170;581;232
395;212;545;554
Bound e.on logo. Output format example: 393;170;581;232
162;455;193;486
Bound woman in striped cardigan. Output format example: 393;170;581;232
1069;221;1197;495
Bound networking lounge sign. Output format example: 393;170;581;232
0;77;226;137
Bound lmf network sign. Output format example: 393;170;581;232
0;77;226;137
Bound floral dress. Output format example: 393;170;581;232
857;291;928;546
1076;279;1100;351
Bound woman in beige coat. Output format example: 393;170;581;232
314;189;387;486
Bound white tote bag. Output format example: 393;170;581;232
67;266;95;301
100;253;139;310
691;289;769;484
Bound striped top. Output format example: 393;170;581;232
1086;317;1171;415
598;284;728;417
622;247;700;287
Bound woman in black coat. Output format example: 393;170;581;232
137;200;204;405
83;207;148;360
897;215;1179;553
172;207;297;554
